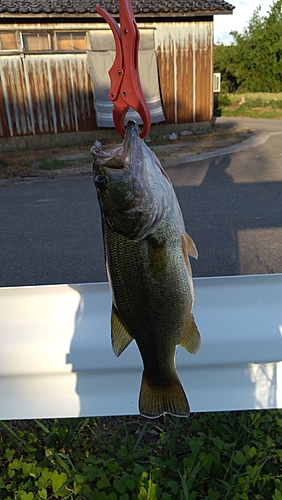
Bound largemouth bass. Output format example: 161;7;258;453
91;121;201;418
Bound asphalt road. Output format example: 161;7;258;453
1;117;282;288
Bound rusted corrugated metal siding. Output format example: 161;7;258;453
0;21;214;139
155;28;175;124
0;54;96;138
0;57;32;137
155;21;213;124
194;23;213;122
176;26;194;123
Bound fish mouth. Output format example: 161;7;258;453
91;142;124;169
91;121;140;171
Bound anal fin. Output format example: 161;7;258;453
111;304;134;357
179;314;201;354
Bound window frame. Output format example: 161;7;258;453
0;30;89;55
0;31;19;53
53;31;88;52
21;32;53;52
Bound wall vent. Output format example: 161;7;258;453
213;73;221;93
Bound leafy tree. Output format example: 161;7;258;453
214;43;239;92
214;0;282;92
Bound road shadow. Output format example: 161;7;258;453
168;152;282;277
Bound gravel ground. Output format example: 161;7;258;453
0;125;252;183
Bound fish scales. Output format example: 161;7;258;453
104;222;191;382
92;120;201;418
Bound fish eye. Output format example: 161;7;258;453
94;175;107;192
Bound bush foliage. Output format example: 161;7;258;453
1;411;282;499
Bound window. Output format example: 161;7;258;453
22;33;50;51
0;32;18;51
54;32;87;51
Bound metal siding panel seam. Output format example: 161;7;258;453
22;57;36;135
0;57;14;136
192;22;196;123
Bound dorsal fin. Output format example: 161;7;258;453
182;232;198;259
181;232;198;270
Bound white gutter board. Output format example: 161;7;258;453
0;274;282;420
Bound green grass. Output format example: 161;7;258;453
228;93;282;104
37;158;69;171
1;410;282;499
216;92;282;119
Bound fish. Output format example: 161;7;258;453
91;120;201;418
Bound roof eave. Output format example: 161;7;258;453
0;9;233;19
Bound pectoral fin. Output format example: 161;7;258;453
179;314;201;354
181;233;198;269
148;237;166;279
111;304;134;357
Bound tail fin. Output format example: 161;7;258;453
139;372;190;418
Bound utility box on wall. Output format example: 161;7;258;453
213;72;221;93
